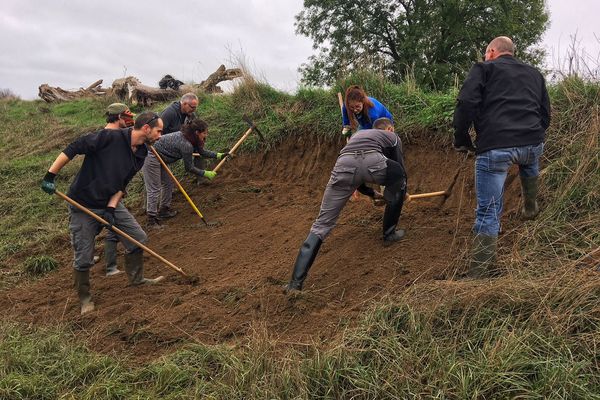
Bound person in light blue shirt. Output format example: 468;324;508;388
341;85;393;137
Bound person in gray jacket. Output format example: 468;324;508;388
142;119;229;227
285;117;407;292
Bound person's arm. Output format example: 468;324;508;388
540;78;551;130
198;148;217;159
41;131;108;194
342;105;350;126
182;149;205;177
452;64;484;150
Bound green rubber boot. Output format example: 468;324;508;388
467;234;498;278
73;269;95;315
520;175;540;220
125;251;164;286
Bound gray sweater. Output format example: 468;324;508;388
153;131;216;176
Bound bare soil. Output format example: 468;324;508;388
0;133;525;362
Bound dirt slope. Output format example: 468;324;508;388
0;133;525;361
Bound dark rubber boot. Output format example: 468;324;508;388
104;240;122;276
382;180;406;247
146;214;163;230
285;232;322;293
467;234;498;278
158;206;178;219
520;176;540;220
73;269;95;315
124;251;164;286
384;228;406;246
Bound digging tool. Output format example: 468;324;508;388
55;190;189;277
337;92;360;202
149;146;215;227
211;116;265;173
404;168;461;205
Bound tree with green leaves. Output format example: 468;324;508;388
296;0;549;89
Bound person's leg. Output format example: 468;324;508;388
113;203;164;285
158;165;177;218
518;143;544;220
69;207;102;314
470;148;513;277
381;157;407;244
286;157;357;292
142;154;162;227
104;230;121;276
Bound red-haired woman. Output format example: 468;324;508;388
341;85;393;137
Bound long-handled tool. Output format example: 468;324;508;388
404;168;461;205
55;190;189;277
149;146;213;227
211;116;265;173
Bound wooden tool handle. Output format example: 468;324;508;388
337;92;344;113
212;126;253;173
407;190;448;200
55;191;188;277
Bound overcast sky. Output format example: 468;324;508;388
1;0;598;100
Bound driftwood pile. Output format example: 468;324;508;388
38;65;244;105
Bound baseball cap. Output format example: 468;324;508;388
106;103;135;117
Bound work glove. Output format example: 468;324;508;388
41;171;56;195
341;126;352;138
216;152;231;161
203;170;217;181
104;206;116;229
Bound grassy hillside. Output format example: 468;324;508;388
1;74;599;399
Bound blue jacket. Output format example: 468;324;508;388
342;97;393;130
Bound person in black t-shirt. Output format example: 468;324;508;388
41;112;165;315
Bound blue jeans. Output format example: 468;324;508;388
474;143;543;236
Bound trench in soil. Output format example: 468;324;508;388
0;132;526;362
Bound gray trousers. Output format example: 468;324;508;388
142;152;174;216
69;202;147;271
310;151;387;240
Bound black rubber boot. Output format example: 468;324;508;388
158;206;178;219
467;234;498;278
146;214;163;230
382;180;406;246
285;232;322;293
520;176;540;220
104;240;122;276
124;250;165;286
73;269;95;315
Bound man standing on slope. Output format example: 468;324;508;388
285;117;407;293
98;102;136;276
453;36;551;278
40;112;165;315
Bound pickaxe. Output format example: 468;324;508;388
404;168;461;206
210;116;265;173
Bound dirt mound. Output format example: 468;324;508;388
0;133;526;361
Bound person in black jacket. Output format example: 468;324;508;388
453;36;551;278
285;118;406;293
160;93;198;135
40;112;165;315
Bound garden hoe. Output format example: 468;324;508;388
55;190;200;285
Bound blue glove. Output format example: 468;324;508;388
41;171;56;195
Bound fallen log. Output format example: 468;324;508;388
38;80;108;103
197;64;243;93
